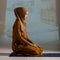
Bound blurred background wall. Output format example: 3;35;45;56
0;0;60;51
0;0;6;48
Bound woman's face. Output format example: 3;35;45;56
25;11;28;20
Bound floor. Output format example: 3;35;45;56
0;56;60;60
0;48;60;60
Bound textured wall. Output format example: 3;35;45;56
2;0;59;48
0;0;6;47
0;0;6;35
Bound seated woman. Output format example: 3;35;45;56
12;7;43;56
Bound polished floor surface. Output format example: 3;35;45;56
0;48;60;60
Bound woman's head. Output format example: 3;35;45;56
14;7;28;20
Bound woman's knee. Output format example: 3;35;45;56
34;47;43;55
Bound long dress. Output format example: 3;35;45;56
12;19;43;56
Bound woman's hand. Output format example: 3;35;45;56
33;44;37;47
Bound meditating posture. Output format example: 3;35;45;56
12;7;43;56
